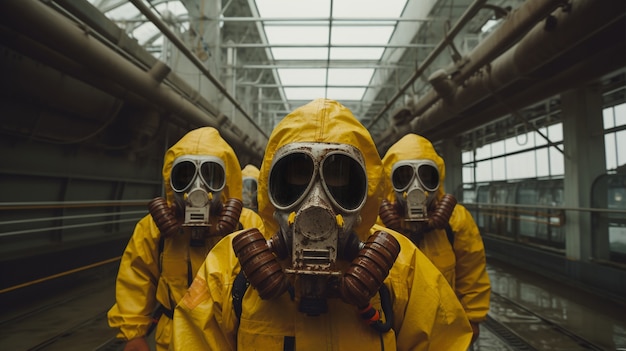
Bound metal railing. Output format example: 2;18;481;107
463;202;626;263
0;200;150;249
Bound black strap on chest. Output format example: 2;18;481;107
232;270;249;320
444;223;455;248
146;303;174;335
158;234;165;272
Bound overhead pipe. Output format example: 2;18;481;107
366;0;488;130
369;0;566;137
379;0;625;151
0;0;264;160
408;0;565;119
426;36;625;143
52;0;225;123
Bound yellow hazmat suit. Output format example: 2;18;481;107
241;164;260;179
241;164;260;212
380;133;491;338
171;99;472;351
107;127;264;351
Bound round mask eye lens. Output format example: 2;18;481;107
200;162;225;191
418;164;439;191
323;154;366;210
269;153;313;207
392;164;414;191
171;160;197;191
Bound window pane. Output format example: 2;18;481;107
615;103;626;127
505;134;530;153
106;2;140;20
265;26;328;44
536;148;550;177
617;130;626;166
327;69;374;85
604;107;615;129
606;134;617;170
549;147;565;176
492;157;506;180
475;144;490;160
332;27;395;45
507;151;536;179
476;160;492;182
277;69;326;85
330;48;383;60
548;123;563;142
463;166;474;184
333;0;407;17
326;87;366;100
272;48;328;60
283;87;326;100
462;151;473;163
535;129;548;146
257;0;330;17
491;140;505;156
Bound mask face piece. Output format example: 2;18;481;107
170;156;226;242
267;142;368;314
242;177;258;212
391;160;439;225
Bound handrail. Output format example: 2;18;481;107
462;202;626;215
0;200;150;210
0;218;141;238
1;210;147;226
0;201;150;238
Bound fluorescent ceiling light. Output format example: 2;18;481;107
256;0;407;102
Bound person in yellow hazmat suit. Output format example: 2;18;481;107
170;99;473;351
378;133;491;345
107;127;264;351
241;164;260;213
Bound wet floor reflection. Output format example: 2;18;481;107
486;259;626;350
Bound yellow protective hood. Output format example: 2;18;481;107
162;127;242;205
258;98;385;241
241;164;260;180
382;133;446;201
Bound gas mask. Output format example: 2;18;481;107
233;143;400;317
242;176;258;213
379;159;457;235
148;155;243;246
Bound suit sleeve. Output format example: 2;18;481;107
389;232;474;351
107;215;160;340
451;205;491;323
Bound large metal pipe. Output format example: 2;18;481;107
411;0;566;119
377;0;625;151
373;0;566;148
366;0;488;130
427;37;625;143
0;0;264;160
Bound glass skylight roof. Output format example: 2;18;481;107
255;0;408;102
90;0;409;105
